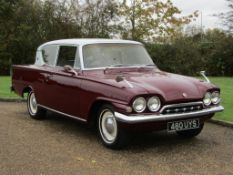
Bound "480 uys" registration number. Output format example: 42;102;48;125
167;119;200;132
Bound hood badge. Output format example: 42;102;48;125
182;93;187;98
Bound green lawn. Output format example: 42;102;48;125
210;77;233;122
0;76;21;99
0;76;232;122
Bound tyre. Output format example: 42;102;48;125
176;123;204;138
27;91;46;119
97;104;129;149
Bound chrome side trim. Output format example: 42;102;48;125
114;105;224;124
38;104;87;122
159;101;203;113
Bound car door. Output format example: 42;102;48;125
45;45;84;119
35;44;59;107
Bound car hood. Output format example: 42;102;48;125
83;68;218;103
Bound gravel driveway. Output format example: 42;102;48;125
0;101;233;175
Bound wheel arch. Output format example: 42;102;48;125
87;97;130;126
87;100;112;127
22;86;33;98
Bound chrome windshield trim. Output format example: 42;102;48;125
114;105;224;124
159;101;204;113
38;104;87;122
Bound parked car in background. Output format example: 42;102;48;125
12;39;224;148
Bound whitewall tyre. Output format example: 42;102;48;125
98;105;129;149
27;91;46;119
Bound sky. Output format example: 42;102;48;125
171;0;230;29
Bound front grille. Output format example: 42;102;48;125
161;102;204;115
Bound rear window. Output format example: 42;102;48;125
42;45;59;66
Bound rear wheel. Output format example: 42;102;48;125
98;105;129;149
27;91;46;119
176;124;204;138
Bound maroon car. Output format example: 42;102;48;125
12;39;224;148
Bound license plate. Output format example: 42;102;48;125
167;119;200;132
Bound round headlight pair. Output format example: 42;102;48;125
211;92;221;104
203;92;220;106
132;96;161;113
147;96;161;112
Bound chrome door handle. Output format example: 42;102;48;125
45;74;51;83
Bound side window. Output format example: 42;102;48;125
74;46;81;69
42;45;58;66
57;46;77;67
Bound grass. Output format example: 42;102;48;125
209;77;233;122
0;76;21;99
0;76;232;122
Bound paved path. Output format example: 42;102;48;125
0;101;233;175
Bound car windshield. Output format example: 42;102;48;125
82;43;155;69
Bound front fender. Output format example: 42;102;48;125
96;96;130;114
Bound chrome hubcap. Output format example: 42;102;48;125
105;117;115;134
29;93;38;114
99;110;117;143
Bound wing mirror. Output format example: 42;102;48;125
64;65;78;76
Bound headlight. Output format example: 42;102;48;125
203;92;211;106
211;92;220;104
132;97;146;113
147;96;161;112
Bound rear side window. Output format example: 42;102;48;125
42;45;58;66
57;46;77;67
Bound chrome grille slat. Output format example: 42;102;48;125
160;102;204;115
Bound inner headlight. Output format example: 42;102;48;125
147;96;161;112
211;91;220;104
203;92;211;106
132;97;146;113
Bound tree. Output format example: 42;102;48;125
218;0;233;33
118;0;198;41
77;0;119;38
0;0;19;74
0;0;83;74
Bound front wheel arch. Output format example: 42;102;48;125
88;100;112;127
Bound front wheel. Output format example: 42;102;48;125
98;105;129;149
27;91;46;119
176;124;204;138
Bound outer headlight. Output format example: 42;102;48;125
211;91;220;104
203;92;211;106
132;97;146;113
147;96;161;112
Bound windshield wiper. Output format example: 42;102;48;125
110;64;131;67
108;64;156;68
145;64;156;67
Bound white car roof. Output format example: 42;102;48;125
38;39;142;50
35;39;143;66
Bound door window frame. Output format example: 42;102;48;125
55;44;81;69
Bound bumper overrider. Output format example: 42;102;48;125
114;105;224;124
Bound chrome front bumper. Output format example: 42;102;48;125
114;105;224;124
